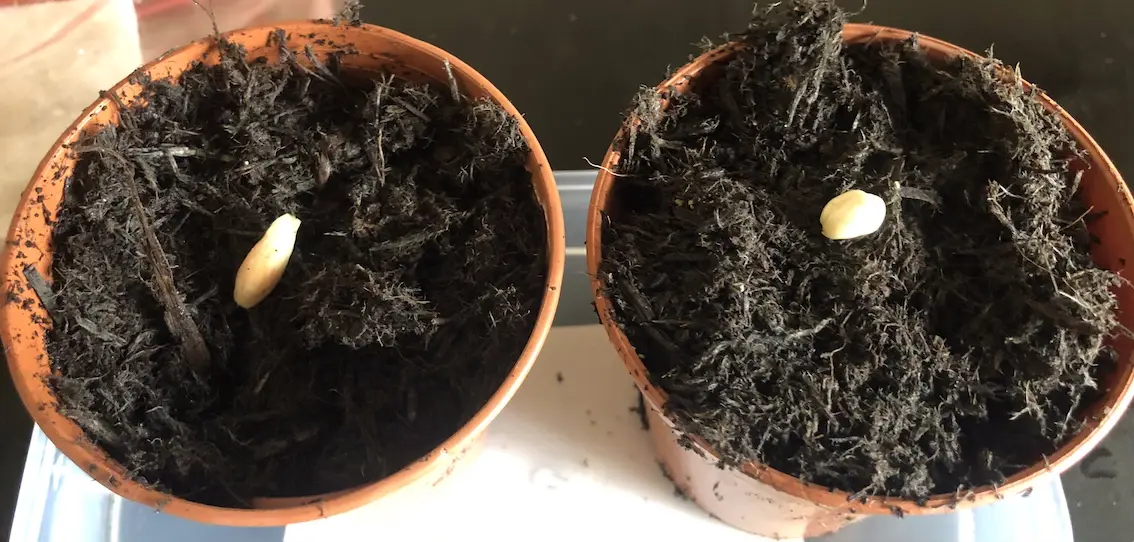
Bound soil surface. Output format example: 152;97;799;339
601;0;1119;499
43;32;546;505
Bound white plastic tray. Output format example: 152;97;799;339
7;171;1074;542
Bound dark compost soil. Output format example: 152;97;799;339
600;0;1119;499
42;33;547;506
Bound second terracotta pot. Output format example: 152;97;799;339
0;21;565;526
587;24;1134;538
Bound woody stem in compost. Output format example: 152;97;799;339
86;147;212;375
128;166;211;374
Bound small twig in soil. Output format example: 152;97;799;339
443;59;460;102
73;145;233;162
303;45;342;86
82;147;212;375
898;186;941;207
273;30;322;82
390;96;429;122
126;162;212;374
22;265;56;317
783;318;833;343
76;316;127;346
100;91;134;131
584;156;629;177
129;147;206;159
372;82;388;185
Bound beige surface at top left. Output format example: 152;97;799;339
0;0;142;231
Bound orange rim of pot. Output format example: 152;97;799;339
0;21;565;526
587;23;1134;515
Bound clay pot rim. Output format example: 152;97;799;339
587;23;1134;515
1;20;565;526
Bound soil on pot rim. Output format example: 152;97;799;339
38;32;547;506
600;0;1120;499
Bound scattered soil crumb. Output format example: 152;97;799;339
658;462;691;501
631;392;649;430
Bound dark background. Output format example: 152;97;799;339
2;0;1132;539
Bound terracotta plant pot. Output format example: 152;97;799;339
1;21;565;526
587;23;1134;539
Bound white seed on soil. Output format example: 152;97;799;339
233;213;301;309
820;189;887;240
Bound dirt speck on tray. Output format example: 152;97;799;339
45;33;547;506
601;0;1118;499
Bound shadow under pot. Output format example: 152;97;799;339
587;19;1134;540
0;21;565;527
